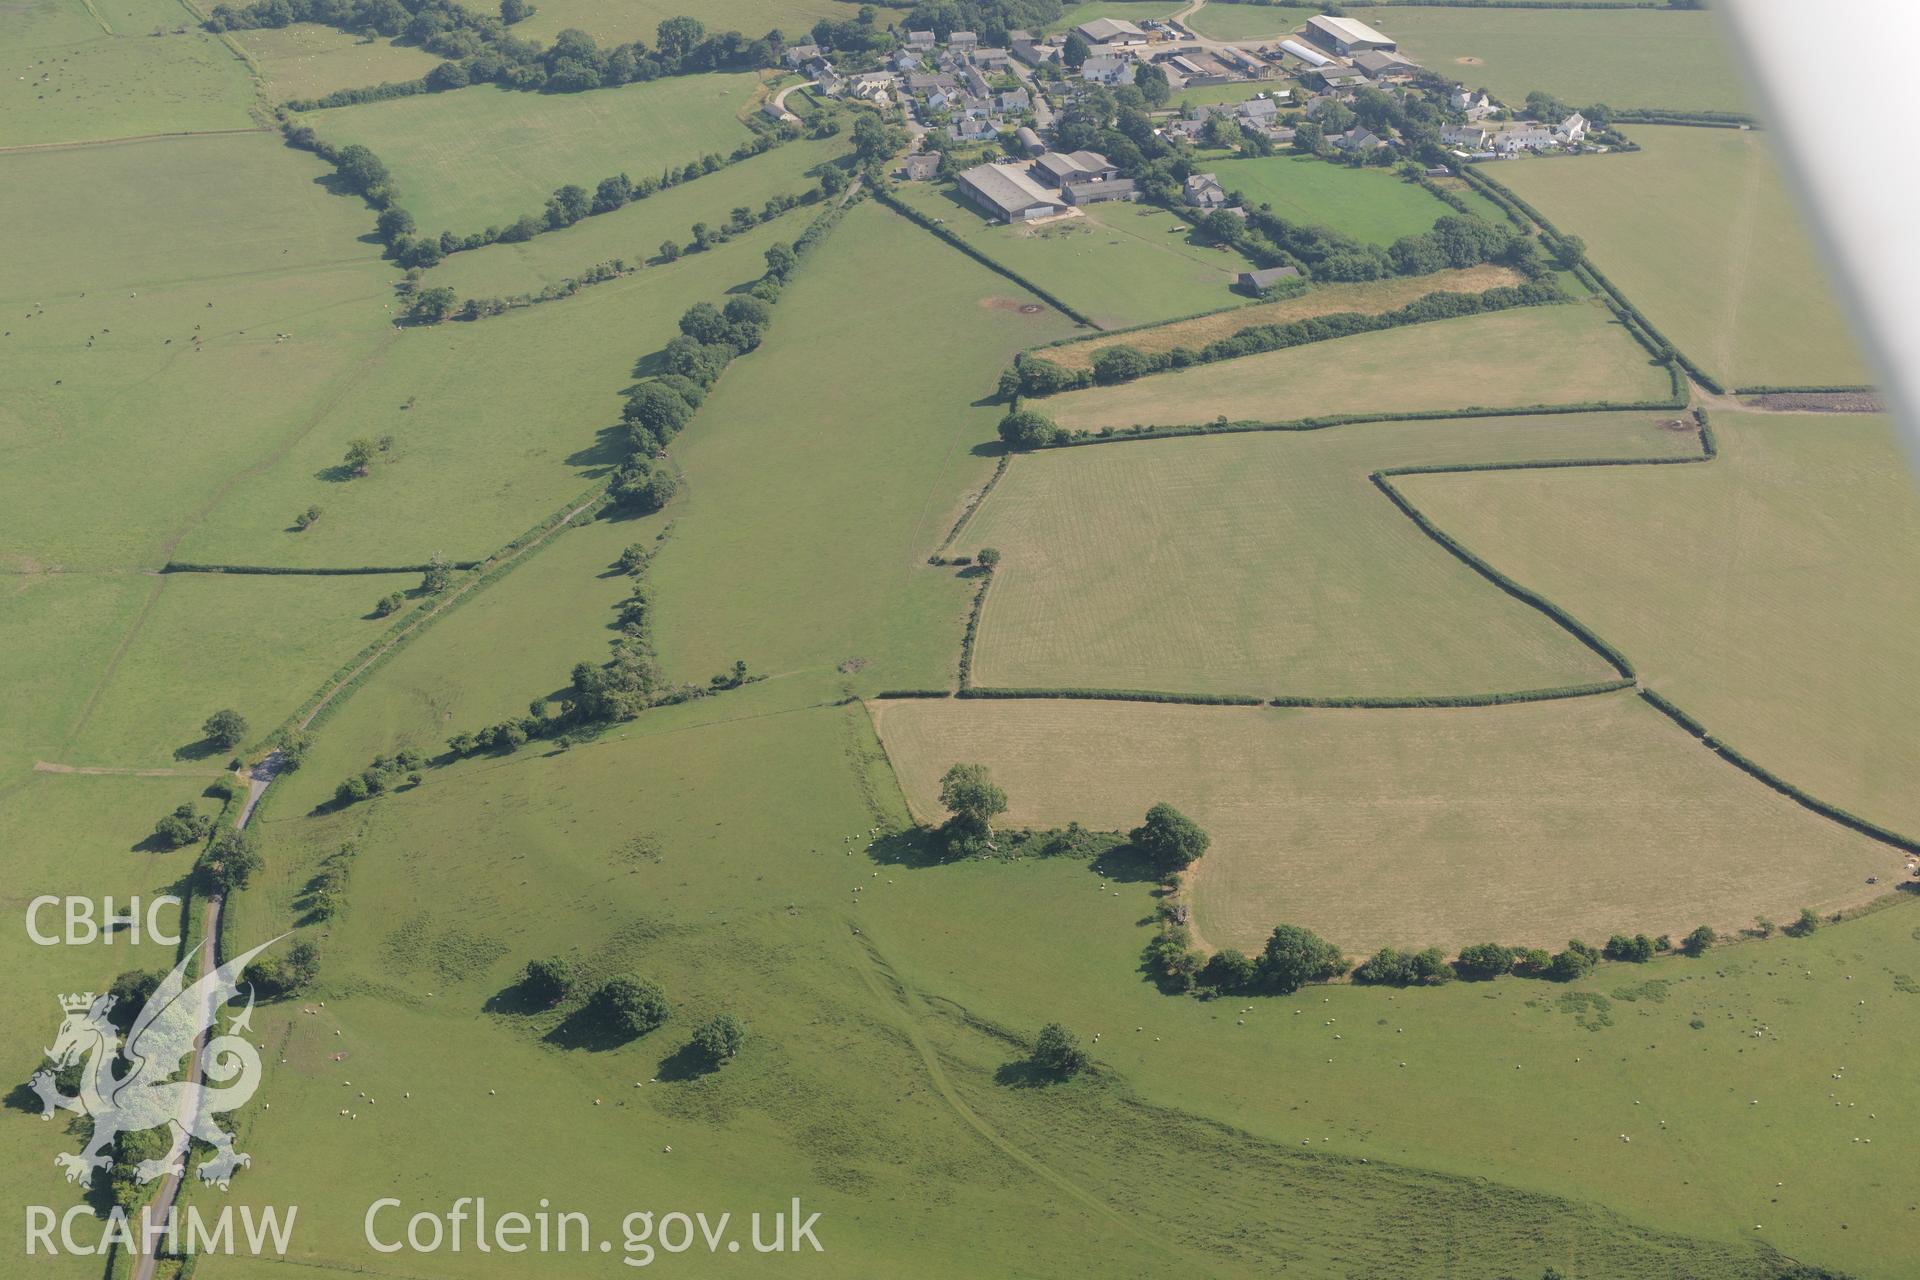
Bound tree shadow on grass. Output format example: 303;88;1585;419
652;1042;715;1083
1090;842;1162;885
171;736;224;764
313;462;361;483
863;828;952;870
564;424;629;473
544;1007;644;1053
483;980;555;1017
992;1059;1059;1088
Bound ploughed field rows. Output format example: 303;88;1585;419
962;413;1698;699
870;695;1906;956
1038;300;1673;431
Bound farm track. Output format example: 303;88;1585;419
0;127;273;156
845;928;1192;1267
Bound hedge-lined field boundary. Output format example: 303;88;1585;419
1734;384;1878;396
931;454;1011;563
1011;280;1569;398
1461;165;1726;393
873;187;1099;329
164;561;482;576
1611;109;1759;128
1637;690;1920;854
1024;392;1689;451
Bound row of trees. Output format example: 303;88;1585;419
215;4;792;100
522;956;745;1064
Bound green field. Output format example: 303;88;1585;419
872;692;1904;953
422;134;847;300
1210;153;1482;246
231;22;443;105
1381;6;1749;114
0;0;259;147
647;201;1075;699
891;181;1249;328
963;414;1693;698
1041;0;1184;34
510;0;865;49
8;16;1915;1279
1499;126;1871;389
300;74;764;237
1182;3;1317;42
1042;298;1673;430
0;132;392;571
172;219;790;569
1401;411;1920;837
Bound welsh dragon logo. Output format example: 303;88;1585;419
29;936;281;1192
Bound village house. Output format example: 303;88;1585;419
897;153;940;181
1081;54;1136;86
1494;125;1556;153
1183;172;1228;208
1452;87;1496;120
956;162;1069;222
892;49;923;74
949;30;978;50
783;43;820;68
907;29;935;49
1012;36;1058;68
998;88;1030;112
1441;123;1489;150
1556;111;1589;144
1332;126;1387;153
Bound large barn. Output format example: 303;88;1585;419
1304;13;1397;54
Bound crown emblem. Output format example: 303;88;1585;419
59;992;96;1013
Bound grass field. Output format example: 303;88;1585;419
645;201;1077;702
1499;127;1870;389
1381;7;1750;114
0;132;392;571
0;0;259;147
421;134;847;300
173;218;790;569
846;735;1920;1278
890;181;1247;329
1041;298;1673;430
193;696;1871;1279
1205;154;1471;247
1040;0;1183;34
299;74;763;238
1182;3;1316;42
1401;411;1920;838
509;0;865;50
963;413;1696;698
0;769;219;1280
230;22;442;105
1040;264;1522;371
870;693;1906;954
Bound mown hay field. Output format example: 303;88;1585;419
421;134;847;300
1209;154;1479;247
299;74;763;237
1499;126;1870;389
1039;264;1522;371
1182;3;1318;42
1041;298;1671;431
1383;7;1748;113
1400;411;1920;836
890;181;1247;329
963;413;1696;698
231;22;443;105
869;694;1905;956
1;0;258;147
